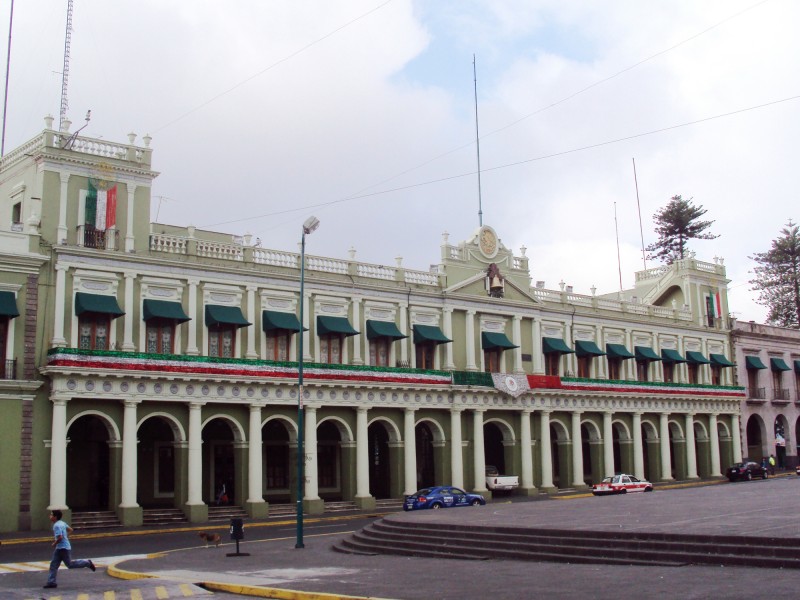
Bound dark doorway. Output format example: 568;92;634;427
137;417;176;508
368;423;391;499
263;420;291;504
415;423;435;488
203;419;234;505
483;423;505;473
66;415;110;511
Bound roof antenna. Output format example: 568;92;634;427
61;109;90;149
473;54;483;227
58;0;74;133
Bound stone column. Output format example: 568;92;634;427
731;414;743;463
472;409;487;492
351;298;363;365
125;183;137;252
186;279;199;355
465;310;477;371
121;272;136;351
48;398;69;510
520;409;535;494
685;413;698;479
660;413;673;481
512;315;523;373
540;411;554;490
57;172;69;244
403;408;417;495
603;411;614;477
52;265;68;347
399;303;409;365
304;407;321;507
532;319;544;375
186;402;207;522
245;286;258;359
246;404;268;518
119;400;139;508
443;307;455;369
354;407;374;508
571;411;585;487
632;412;645;480
450;408;464;488
709;413;722;477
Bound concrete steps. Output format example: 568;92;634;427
143;508;189;526
71;510;121;530
207;505;248;522
334;516;800;569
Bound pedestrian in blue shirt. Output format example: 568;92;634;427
43;510;95;589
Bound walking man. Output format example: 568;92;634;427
43;509;95;589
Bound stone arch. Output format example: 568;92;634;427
202;415;246;506
138;411;186;442
65;412;117;512
201;414;246;442
263;414;298;442
693;420;710;478
745;413;767;461
668;419;685;480
641;418;660;481
484;417;516;442
367;417;400;499
611;419;632;474
549;418;570;489
262;415;297;505
318;415;355;443
414;417;445;489
67;410;120;442
415;417;445;443
774;413;790;468
580;419;602;486
367;416;401;443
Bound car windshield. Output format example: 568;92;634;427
600;477;612;483
414;488;434;496
731;463;745;468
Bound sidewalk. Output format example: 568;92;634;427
107;478;800;600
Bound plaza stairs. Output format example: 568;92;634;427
71;510;121;530
334;516;800;569
207;505;248;522
143;508;188;526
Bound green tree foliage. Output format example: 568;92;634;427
749;221;800;328
645;195;719;264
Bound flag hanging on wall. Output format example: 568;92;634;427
706;292;722;319
85;181;117;231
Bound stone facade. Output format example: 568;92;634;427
0;119;745;532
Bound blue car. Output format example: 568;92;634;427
403;486;486;511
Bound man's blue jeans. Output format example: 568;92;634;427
47;548;91;585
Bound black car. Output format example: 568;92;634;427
726;461;768;481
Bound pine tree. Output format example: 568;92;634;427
749;221;800;328
645;195;719;264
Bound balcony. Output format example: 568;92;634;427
772;388;791;405
747;387;766;403
78;225;120;251
0;358;17;380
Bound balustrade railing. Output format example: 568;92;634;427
0;359;16;380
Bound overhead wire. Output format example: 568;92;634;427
203;93;800;228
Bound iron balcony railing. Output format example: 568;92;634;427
773;388;790;401
748;387;766;400
0;358;16;380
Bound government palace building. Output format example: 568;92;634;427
0;118;760;532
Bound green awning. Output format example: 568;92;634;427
771;357;791;372
143;299;190;323
710;353;735;367
686;351;710;365
606;343;635;359
661;349;686;363
75;292;125;317
574;340;606;357
0;291;19;318
413;325;452;345
795;360;800;374
634;346;661;361
366;320;407;340
745;355;767;370
262;310;304;332
482;331;518;350
205;305;250;328
317;315;359;337
542;337;574;354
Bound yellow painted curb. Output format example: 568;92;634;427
202;579;394;600
106;553;164;580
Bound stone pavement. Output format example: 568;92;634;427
110;477;800;600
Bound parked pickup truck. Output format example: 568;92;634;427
485;465;519;491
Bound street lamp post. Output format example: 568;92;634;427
296;215;319;549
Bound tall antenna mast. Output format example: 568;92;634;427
59;0;74;133
614;202;623;292
1;0;15;157
632;158;647;270
473;54;483;227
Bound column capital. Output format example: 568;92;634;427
59;171;70;184
356;406;368;415
442;306;453;315
188;401;205;410
187;278;199;286
122;399;141;408
246;285;258;293
50;397;69;407
404;407;417;415
466;309;476;316
571;410;584;417
450;407;464;415
55;264;70;273
123;271;137;280
249;403;266;412
472;408;486;414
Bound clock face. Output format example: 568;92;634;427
479;226;498;258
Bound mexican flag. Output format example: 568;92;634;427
85;181;117;231
706;292;722;318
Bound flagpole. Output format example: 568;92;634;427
1;0;15;157
632;158;646;270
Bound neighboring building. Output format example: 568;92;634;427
732;321;800;469
0;119;744;533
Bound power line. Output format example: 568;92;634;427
340;0;773;199
152;1;394;134
202;93;800;228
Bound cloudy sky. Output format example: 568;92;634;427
3;0;798;323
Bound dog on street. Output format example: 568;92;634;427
198;532;221;548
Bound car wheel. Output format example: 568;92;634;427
645;486;653;492
746;472;752;481
470;499;482;506
430;503;442;510
620;489;627;494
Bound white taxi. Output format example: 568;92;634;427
591;473;654;496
